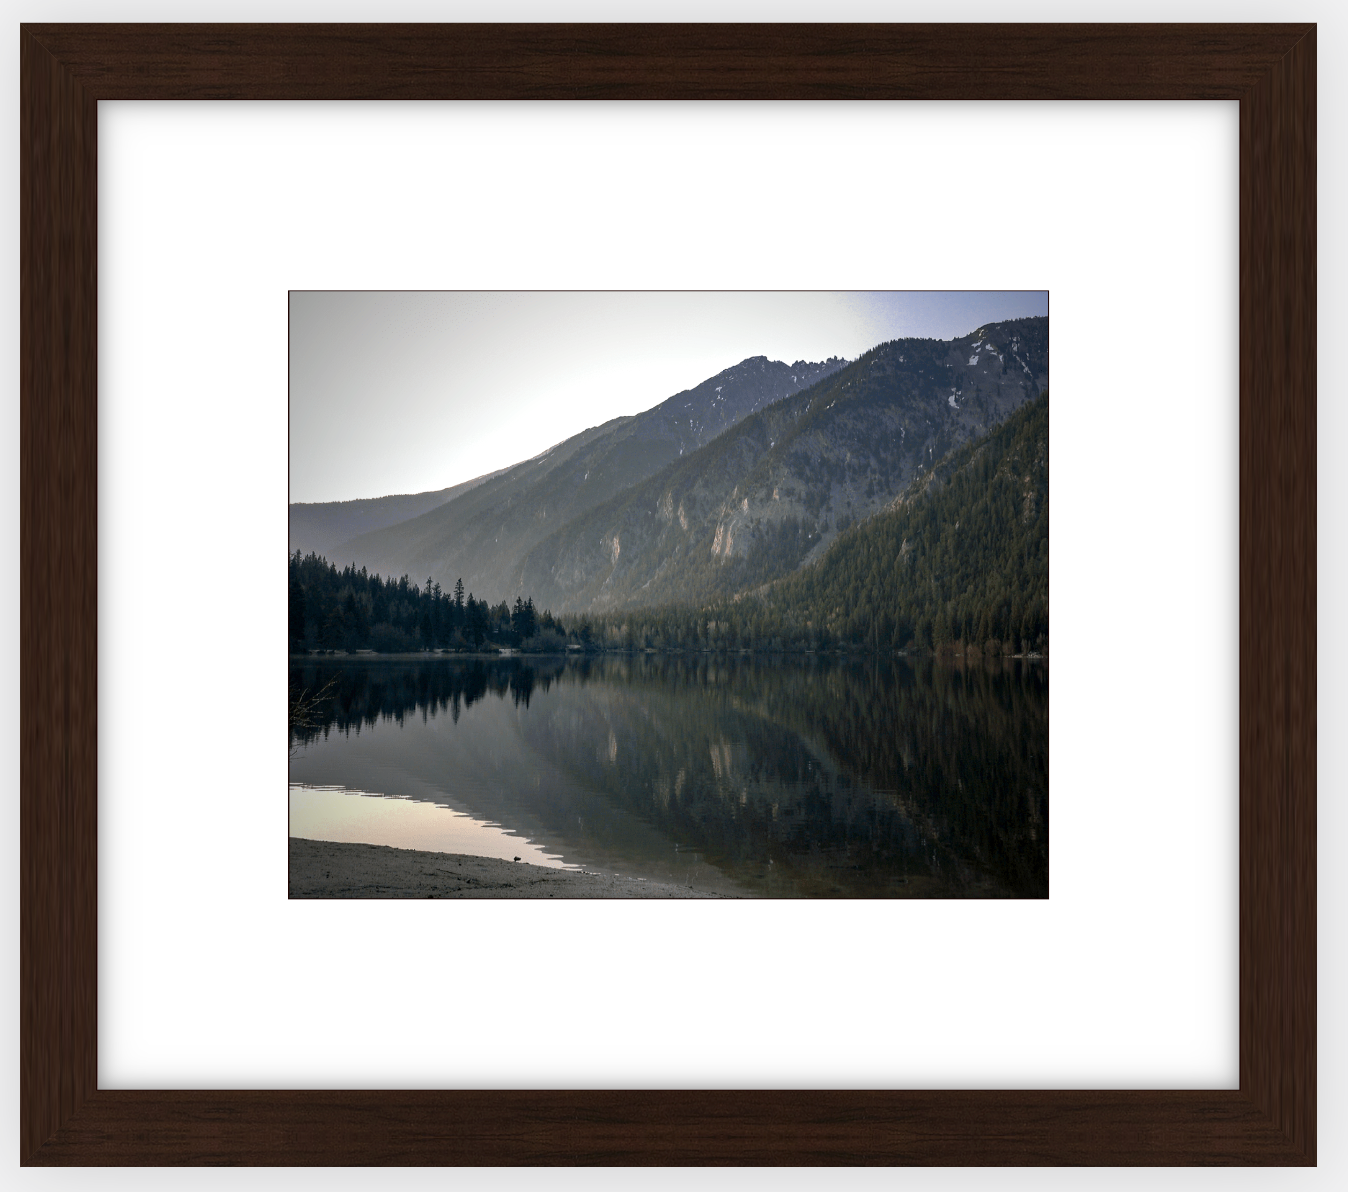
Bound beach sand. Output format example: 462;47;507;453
289;836;733;898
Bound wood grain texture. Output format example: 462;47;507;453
22;23;1311;100
28;1090;1306;1166
1238;25;1317;1163
20;26;100;1168
19;22;1316;1166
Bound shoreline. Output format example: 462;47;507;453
289;648;1047;662
289;837;735;899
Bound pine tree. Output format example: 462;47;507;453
288;573;306;649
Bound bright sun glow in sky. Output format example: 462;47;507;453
289;290;1047;504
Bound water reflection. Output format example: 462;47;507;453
290;783;572;868
289;654;1048;898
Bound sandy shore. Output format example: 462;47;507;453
289;837;732;898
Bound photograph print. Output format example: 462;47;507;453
288;291;1048;899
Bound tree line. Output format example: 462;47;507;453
288;552;573;653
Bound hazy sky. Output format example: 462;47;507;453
290;291;1047;503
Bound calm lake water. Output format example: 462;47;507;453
289;654;1048;898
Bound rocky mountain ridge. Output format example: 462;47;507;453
515;317;1047;613
310;353;848;594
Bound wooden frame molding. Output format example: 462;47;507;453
20;23;1316;1165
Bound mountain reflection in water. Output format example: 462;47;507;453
288;654;1048;898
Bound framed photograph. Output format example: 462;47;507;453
286;289;1050;902
20;25;1314;1163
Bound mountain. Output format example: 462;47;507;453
325;354;848;596
746;390;1049;651
288;468;508;562
515;317;1047;613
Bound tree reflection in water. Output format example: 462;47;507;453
289;654;1047;898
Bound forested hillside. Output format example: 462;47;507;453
573;392;1048;655
756;390;1048;651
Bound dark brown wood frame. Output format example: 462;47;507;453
20;24;1315;1165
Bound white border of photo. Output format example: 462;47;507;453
98;99;1238;1091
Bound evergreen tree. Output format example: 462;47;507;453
288;570;306;649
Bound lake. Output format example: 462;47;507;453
289;653;1048;898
